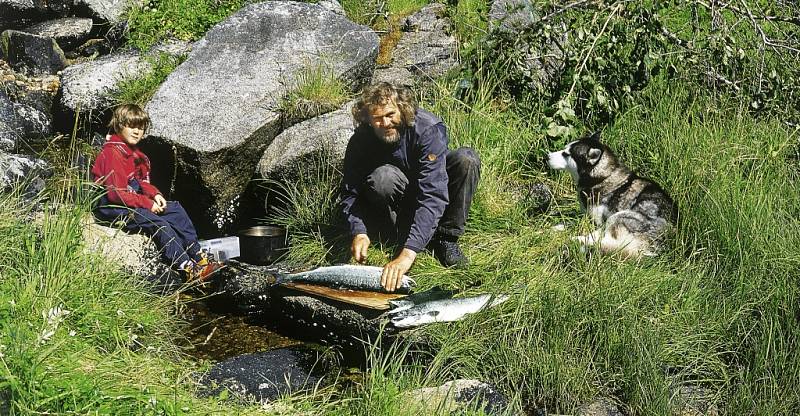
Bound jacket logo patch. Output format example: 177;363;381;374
427;153;437;162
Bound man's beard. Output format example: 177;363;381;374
376;127;400;144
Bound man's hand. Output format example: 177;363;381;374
381;248;416;292
351;234;370;263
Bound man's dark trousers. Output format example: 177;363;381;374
361;147;480;242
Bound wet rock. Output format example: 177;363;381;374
73;0;143;25
577;397;624;416
82;216;183;294
391;3;458;79
274;291;385;345
402;379;514;415
198;347;333;403
145;1;378;234
208;261;279;313
371;66;414;87
1;30;67;75
257;102;354;179
0;151;50;197
24;18;94;51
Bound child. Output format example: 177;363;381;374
91;104;221;282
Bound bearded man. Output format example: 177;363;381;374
340;82;481;292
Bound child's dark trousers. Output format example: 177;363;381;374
95;200;201;268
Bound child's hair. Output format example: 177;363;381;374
109;104;151;134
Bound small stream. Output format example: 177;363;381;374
177;295;302;362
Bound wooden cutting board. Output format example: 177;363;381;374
280;282;407;310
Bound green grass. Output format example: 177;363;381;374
126;0;245;51
270;74;800;414
113;53;186;107
278;63;351;121
0;193;269;414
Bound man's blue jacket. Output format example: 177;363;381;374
340;108;449;253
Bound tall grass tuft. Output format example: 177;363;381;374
113;53;186;107
279;63;351;121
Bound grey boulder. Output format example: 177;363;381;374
317;0;344;15
489;0;537;32
402;379;514;415
73;0;143;24
0;0;72;32
59;42;190;114
371;66;414;87
0;88;53;150
145;1;378;233
1;30;67;75
391;3;458;79
0;151;50;197
257;102;354;179
25;18;94;50
82;216;183;294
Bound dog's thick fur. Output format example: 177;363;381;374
547;132;677;259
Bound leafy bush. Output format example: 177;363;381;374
126;0;245;50
468;1;800;138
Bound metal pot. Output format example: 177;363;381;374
237;225;287;265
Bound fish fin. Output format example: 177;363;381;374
387;306;406;315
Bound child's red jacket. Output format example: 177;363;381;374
91;135;162;209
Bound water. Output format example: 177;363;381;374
178;296;301;362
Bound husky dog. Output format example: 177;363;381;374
547;132;677;259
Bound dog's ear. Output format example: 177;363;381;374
587;147;603;165
589;130;601;142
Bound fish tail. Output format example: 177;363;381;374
273;273;290;286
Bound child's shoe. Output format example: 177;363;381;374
184;258;224;283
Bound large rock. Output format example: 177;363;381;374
0;0;72;32
371;66;414;87
82;216;183;294
0;151;50;197
257;103;354;179
145;1;378;234
199;347;334;403
73;0;142;24
59;42;190;115
25;18;94;50
390;3;458;79
402;379;513;415
0;87;53;150
1;30;67;75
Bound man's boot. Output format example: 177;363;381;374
429;237;469;268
